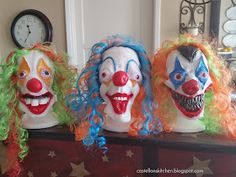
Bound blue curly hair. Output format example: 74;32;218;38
68;35;161;150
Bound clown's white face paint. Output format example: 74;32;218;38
99;46;142;132
165;47;212;132
17;50;58;129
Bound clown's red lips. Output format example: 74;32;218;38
171;90;204;118
106;93;133;114
20;92;53;115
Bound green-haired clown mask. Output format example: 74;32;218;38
17;49;58;129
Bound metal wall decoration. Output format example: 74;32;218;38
179;0;212;35
223;0;236;47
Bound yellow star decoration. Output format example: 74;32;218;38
48;151;56;158
51;171;58;177
126;150;134;158
0;143;9;174
102;155;109;162
27;171;34;177
188;156;213;177
70;162;90;177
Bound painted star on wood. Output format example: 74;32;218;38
48;151;56;158
69;162;90;177
126;150;134;158
102;155;109;162
27;171;34;177
188;156;213;177
0;143;9;174
51;171;58;177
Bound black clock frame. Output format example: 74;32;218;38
11;9;53;48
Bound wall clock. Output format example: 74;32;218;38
11;9;53;48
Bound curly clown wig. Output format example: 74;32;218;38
68;35;161;150
0;43;76;176
152;35;236;136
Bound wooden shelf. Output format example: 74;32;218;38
28;126;236;154
17;126;236;177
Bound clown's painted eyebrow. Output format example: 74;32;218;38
103;56;116;71
19;57;31;72
126;59;140;72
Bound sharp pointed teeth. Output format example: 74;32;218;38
197;103;201;109
39;97;49;105
31;99;39;106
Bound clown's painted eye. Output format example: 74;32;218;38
101;72;106;78
169;57;187;89
199;72;208;79
18;71;27;79
41;69;51;78
99;69;112;83
174;73;183;80
195;56;209;88
126;62;142;83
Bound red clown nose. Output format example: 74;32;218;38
112;71;129;86
27;78;43;93
182;79;199;95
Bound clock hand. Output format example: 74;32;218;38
27;25;31;33
24;25;31;43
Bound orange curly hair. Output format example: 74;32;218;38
152;35;236;137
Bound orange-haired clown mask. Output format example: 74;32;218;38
165;46;212;132
17;50;58;129
99;46;142;132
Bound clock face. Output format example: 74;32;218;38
11;9;53;48
13;15;46;48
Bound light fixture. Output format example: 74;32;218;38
184;0;212;5
179;0;212;36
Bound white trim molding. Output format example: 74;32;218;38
65;0;86;69
65;0;161;67
153;0;161;52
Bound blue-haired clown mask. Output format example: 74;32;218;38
165;46;212;119
99;46;142;132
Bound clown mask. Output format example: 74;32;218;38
99;46;142;132
17;50;58;129
165;46;212;132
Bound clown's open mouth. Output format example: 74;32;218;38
106;93;133;114
171;91;204;118
20;92;53;115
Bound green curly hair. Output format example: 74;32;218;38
0;44;76;175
